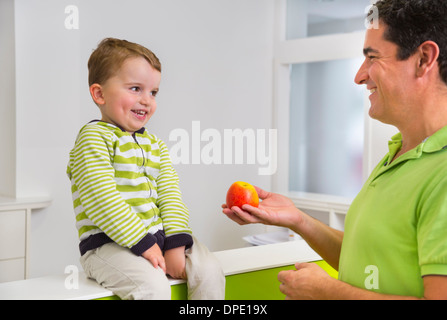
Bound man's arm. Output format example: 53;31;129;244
278;262;447;300
293;214;344;271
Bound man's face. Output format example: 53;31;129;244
355;25;418;126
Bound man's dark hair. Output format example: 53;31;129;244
373;0;447;85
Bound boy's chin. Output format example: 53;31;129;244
127;121;150;133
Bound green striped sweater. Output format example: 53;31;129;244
67;121;193;256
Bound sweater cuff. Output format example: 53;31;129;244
130;233;158;256
164;233;194;251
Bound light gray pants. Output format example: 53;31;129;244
80;236;225;300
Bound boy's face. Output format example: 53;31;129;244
90;56;161;134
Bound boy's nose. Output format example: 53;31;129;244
140;91;153;106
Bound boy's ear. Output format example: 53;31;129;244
89;84;105;105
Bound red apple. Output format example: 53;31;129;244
226;181;259;209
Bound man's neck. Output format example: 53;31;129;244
393;87;447;161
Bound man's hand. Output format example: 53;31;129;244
278;262;333;300
222;186;302;230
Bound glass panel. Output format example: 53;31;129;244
286;0;372;39
288;58;364;198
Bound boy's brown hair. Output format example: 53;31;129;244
88;38;161;86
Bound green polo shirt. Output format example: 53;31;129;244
338;125;447;297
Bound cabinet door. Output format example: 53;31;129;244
0;258;25;282
0;210;26;260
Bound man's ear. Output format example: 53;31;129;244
416;40;440;78
89;83;105;105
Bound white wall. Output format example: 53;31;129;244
9;0;275;278
0;0;16;198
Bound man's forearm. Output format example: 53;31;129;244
293;212;344;270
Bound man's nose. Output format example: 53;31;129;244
354;59;369;85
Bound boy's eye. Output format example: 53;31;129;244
130;86;140;92
151;90;158;97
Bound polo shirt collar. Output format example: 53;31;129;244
385;124;447;166
421;124;447;153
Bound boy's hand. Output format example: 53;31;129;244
164;246;186;279
142;243;166;273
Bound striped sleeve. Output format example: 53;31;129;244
68;125;153;252
155;137;193;249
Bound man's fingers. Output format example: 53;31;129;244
222;207;249;225
253;185;269;200
277;269;293;283
232;206;264;224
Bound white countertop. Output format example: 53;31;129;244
215;239;320;275
0;196;52;211
0;240;320;300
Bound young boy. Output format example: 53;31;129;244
67;38;225;300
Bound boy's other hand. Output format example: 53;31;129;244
164;246;186;279
142;243;166;273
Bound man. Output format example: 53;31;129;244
222;0;447;299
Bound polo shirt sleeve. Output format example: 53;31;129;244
418;175;447;277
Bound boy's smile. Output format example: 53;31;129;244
90;56;161;134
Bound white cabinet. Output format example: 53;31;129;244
0;210;26;260
0;197;51;282
0;258;26;283
288;191;351;231
0;210;26;282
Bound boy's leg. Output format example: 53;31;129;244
80;242;171;300
185;236;226;300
